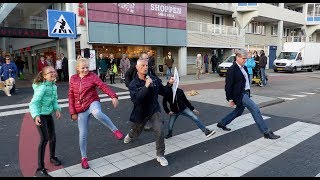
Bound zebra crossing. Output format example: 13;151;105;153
277;89;319;101
48;113;320;177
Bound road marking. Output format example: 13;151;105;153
300;92;316;95
289;94;307;97
0;95;131;117
0;91;130;110
277;97;296;100
316;173;320;177
49;113;270;177
173;121;320;177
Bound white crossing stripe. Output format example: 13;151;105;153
277;97;296;100
48;113;270;177
173;121;320;177
300;92;316;95
0;95;131;117
316;173;320;177
289;94;307;97
0;91;130;110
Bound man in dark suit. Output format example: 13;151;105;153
216;50;280;139
61;53;69;81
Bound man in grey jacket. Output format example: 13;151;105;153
259;50;267;87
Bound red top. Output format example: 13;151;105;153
68;72;118;115
37;60;48;72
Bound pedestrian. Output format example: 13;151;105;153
108;53;116;84
253;50;260;80
148;50;156;73
162;86;216;139
15;56;25;80
244;51;256;85
46;55;53;66
61;53;69;81
259;50;267;87
203;53;209;74
210;53;218;73
37;56;48;73
195;54;202;80
97;53;108;82
0;54;17;94
68;58;124;169
163;51;174;80
124;52;156;131
123;58;175;167
119;53;130;82
0;52;5;76
216;50;280;139
28;66;62;177
55;55;63;82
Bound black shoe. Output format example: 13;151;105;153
165;133;172;139
50;157;62;166
217;123;231;131
35;168;51;177
204;129;216;138
264;131;280;139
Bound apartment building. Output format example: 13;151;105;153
1;3;320;75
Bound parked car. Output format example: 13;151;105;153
217;54;235;77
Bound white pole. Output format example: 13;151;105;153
66;3;77;81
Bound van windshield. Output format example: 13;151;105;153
278;52;297;60
224;55;235;63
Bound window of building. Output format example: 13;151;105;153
238;3;257;6
271;26;277;36
245;21;265;35
212;14;223;34
283;28;291;37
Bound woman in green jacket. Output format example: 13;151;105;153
29;66;62;177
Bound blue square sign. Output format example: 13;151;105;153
47;9;76;38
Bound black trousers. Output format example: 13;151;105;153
63;70;68;81
36;115;56;169
110;74;115;84
99;73;106;82
56;69;63;81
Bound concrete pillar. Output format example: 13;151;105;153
27;52;33;74
66;3;77;80
178;46;187;76
277;20;284;55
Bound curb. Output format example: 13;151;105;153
259;98;285;108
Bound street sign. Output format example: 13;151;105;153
47;9;76;38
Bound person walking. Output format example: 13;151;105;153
147;51;156;73
252;50;260;79
119;53;130;83
68;58;124;169
210;53;218;73
244;51;256;85
259;50;267;87
162;86;216;139
0;54;17;94
55;55;63;82
195;54;202;80
216;50;280;139
108;54;117;84
29;66;62;177
163;51;174;80
203;53;209;74
97;54;108;82
37;56;48;73
123;58;174;167
61;53;69;82
15;56;25;80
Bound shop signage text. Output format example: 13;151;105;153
150;3;182;18
0;27;57;39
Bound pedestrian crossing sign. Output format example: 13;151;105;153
47;10;76;38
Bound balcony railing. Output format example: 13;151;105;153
187;21;240;36
286;36;306;42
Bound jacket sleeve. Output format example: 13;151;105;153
29;85;46;120
68;76;77;115
129;81;149;105
11;63;18;79
94;75;118;98
53;85;61;112
225;65;235;101
162;95;170;114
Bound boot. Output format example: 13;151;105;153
165;131;172;139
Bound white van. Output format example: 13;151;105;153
217;54;235;77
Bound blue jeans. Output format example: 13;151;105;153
77;101;118;158
166;67;172;79
219;93;269;134
168;108;206;133
260;68;266;85
249;74;253;85
204;63;209;73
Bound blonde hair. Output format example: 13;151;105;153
197;54;202;58
33;66;54;84
77;58;89;67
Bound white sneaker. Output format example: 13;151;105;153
157;156;168;166
123;134;132;144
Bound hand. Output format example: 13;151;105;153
168;76;175;84
169;111;174;115
145;77;153;88
229;101;235;107
35;116;41;126
55;110;61;119
71;114;78;121
193;109;200;114
112;98;118;108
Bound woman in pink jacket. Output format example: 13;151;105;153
68;58;124;169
